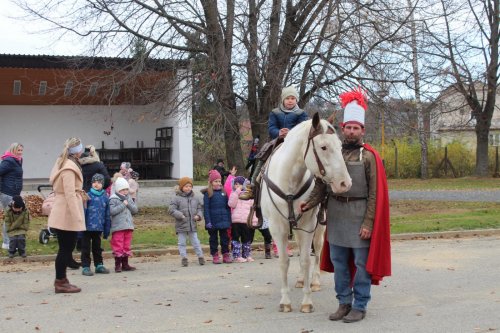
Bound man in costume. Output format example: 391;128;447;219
300;87;391;323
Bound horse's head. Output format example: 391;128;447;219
304;113;352;193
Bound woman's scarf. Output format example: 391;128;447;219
1;151;22;162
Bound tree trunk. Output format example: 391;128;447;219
408;0;428;179
475;114;491;176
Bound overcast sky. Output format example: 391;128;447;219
0;2;83;56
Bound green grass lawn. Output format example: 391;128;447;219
390;200;500;233
388;177;500;190
14;207;265;256
3;177;500;257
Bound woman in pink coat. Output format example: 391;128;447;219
48;138;86;294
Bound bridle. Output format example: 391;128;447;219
262;121;336;239
303;123;336;177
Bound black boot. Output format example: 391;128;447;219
265;243;272;259
122;256;136;271
114;257;122;273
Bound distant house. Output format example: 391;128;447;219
0;54;193;180
431;83;500;149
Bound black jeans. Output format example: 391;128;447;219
231;224;251;244
207;228;230;256
54;229;78;280
80;231;104;267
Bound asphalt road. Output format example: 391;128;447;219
65;187;500;208
1;236;499;333
23;185;500;208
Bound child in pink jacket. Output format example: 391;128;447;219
228;177;256;262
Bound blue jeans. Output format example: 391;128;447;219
330;244;371;311
177;231;203;258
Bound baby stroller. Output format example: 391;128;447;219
37;184;57;244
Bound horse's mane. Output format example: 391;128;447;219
283;118;331;147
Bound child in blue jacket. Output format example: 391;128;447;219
201;169;232;264
81;173;111;276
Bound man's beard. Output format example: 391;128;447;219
342;137;363;150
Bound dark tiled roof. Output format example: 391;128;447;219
0;54;189;71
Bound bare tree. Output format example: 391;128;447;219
422;0;499;176
16;0;415;170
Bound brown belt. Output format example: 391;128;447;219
332;196;366;203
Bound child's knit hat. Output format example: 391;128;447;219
179;177;193;189
12;195;25;209
91;173;105;184
281;86;299;103
114;177;130;192
208;169;221;183
233;176;246;186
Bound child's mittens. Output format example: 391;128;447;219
205;222;213;229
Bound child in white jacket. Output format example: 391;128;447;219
228;177;256;262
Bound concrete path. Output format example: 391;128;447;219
1;236;499;332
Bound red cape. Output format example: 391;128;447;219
319;143;391;285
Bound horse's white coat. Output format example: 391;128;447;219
260;114;351;312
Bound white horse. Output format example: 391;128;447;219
260;112;351;313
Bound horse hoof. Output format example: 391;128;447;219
295;281;304;288
279;304;292;312
300;304;314;313
311;283;321;292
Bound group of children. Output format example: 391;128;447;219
169;168;276;266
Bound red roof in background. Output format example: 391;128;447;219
0;54;188;105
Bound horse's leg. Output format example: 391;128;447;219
295;231;305;288
272;225;292;313
297;227;315;313
311;225;326;292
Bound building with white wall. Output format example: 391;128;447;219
0;54;193;180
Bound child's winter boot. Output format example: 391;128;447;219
272;241;279;257
265;243;272;259
242;242;254;262
222;252;233;264
114;257;122;273
232;241;245;262
122;256;136;271
212;253;221;264
198;257;206;265
181;257;188;267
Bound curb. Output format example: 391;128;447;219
3;229;500;264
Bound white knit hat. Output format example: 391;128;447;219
340;87;368;127
114;177;129;193
281;86;299;103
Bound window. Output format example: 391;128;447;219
489;133;500;146
13;80;21;95
64;81;73;96
88;82;98;96
39;81;47;96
